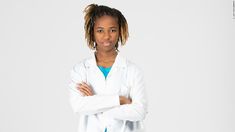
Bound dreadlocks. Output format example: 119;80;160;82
84;4;129;50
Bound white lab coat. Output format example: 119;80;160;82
69;52;148;132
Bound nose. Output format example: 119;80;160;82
104;31;111;40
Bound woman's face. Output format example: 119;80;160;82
94;15;119;52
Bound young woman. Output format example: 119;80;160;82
69;4;148;132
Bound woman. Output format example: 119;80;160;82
69;4;148;132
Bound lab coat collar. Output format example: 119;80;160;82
84;51;127;69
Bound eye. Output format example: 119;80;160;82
111;29;117;32
97;29;103;33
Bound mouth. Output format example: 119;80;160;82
102;42;112;46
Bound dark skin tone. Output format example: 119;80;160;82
76;15;131;105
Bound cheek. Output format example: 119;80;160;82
94;34;101;42
112;32;119;40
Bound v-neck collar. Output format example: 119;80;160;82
84;51;127;69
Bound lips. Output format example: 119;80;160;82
103;42;112;46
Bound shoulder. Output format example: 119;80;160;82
123;56;144;76
72;56;93;73
123;57;145;85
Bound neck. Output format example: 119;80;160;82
95;49;117;63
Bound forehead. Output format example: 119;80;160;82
94;15;118;28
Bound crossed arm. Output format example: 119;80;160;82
69;65;147;121
77;82;132;105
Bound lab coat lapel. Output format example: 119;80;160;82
87;52;127;78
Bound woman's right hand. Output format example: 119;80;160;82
119;96;132;105
76;82;94;96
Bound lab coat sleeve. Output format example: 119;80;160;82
69;63;120;115
103;67;148;121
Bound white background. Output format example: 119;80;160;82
0;0;234;132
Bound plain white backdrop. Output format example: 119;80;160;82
0;0;235;132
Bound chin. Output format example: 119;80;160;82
98;46;116;52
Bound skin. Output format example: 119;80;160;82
76;15;131;105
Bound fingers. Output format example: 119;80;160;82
127;98;132;104
79;86;90;96
119;96;132;105
81;82;93;95
124;97;131;104
79;84;93;96
81;82;90;88
76;82;93;96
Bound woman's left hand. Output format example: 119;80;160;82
76;82;94;96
